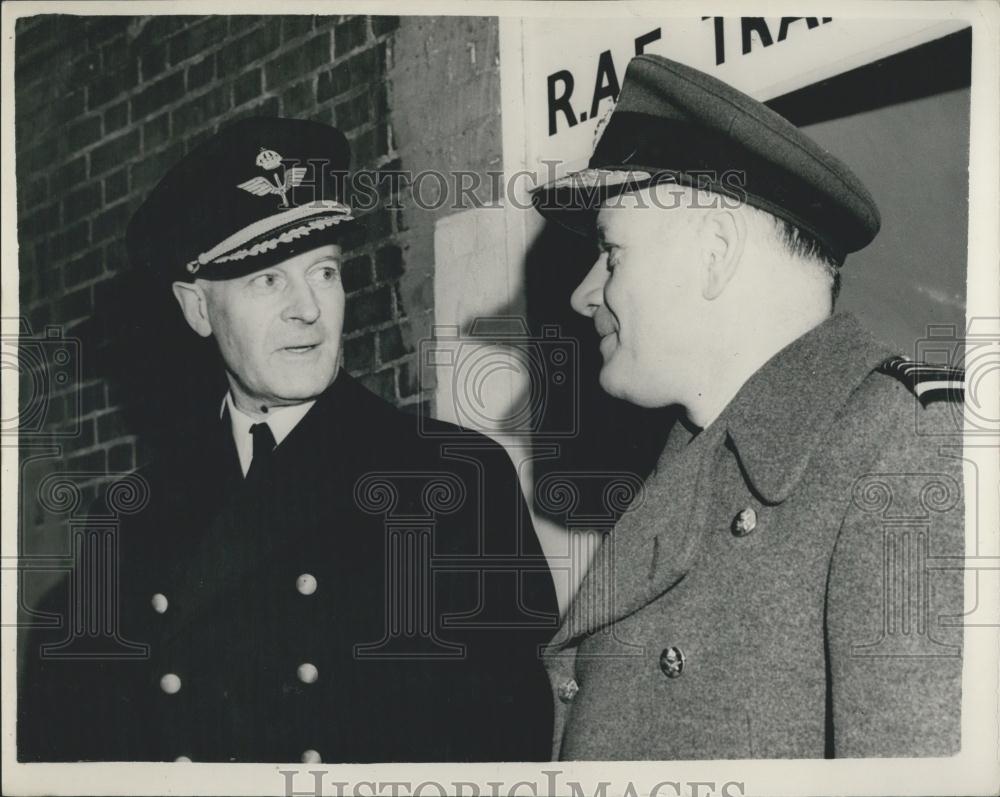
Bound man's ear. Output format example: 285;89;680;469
171;280;213;338
700;208;746;300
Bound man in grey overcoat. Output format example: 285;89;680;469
531;54;965;759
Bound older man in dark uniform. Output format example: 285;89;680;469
532;55;965;759
19;117;558;763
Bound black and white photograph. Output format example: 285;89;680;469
2;2;998;795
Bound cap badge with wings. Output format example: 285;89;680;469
236;148;307;208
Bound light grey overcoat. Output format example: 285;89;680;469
544;313;965;760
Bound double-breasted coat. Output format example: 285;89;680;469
544;313;965;759
19;370;558;763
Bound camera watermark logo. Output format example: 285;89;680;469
1;318;82;437
849;471;963;658
21;471;151;661
419;317;579;438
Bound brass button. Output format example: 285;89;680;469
296;574;318;595
297;662;319;684
557;678;579;703
160;673;182;694
732;507;757;537
301;749;322;763
659;646;685;678
151;593;169;614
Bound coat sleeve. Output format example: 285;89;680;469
826;398;964;757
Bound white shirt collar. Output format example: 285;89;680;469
220;392;316;476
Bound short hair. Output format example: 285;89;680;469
751;208;843;304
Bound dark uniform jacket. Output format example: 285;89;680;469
544;313;965;759
19;370;558;763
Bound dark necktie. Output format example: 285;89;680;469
246;422;276;481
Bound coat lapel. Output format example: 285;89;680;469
547;313;896;652
548;420;725;650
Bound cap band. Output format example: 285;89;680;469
193;201;352;267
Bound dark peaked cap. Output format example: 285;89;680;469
532;54;881;261
127;116;354;282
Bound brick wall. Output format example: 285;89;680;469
13;14;502;559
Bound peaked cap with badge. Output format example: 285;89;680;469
127;116;354;281
532;54;881;263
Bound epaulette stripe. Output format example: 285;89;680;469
913;380;965;398
882;357;964;377
891;364;965;378
877;355;965;403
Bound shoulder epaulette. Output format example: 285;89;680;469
877;356;965;403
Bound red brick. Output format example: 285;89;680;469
62;183;101;224
67;448;106;475
19;175;48;210
343;332;374;373
281;79;315;117
87;63;140;110
130;142;185;193
140;42;168;81
103;100;129;134
334;16;369;55
397;360;420;398
53;156;87;189
49;222;90;262
372;16;400;38
103;168;129;204
64;250;104;287
334;92;369;131
167;17;228;65
378;324;412;364
97;409;129;440
233;69;262;107
282;15;316;42
130;72;185;122
56;286;92;323
91;202;132;245
142;113;171;151
264;32;330;90
108;441;135;473
172;85;232;137
218;24;281;74
90;129;141;177
375;244;403;281
19;202;61;240
344;285;393;332
317;61;351;102
186;55;215;90
341;254;372;292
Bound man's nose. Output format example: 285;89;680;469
282;277;321;323
570;255;609;318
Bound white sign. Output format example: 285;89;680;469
512;16;969;180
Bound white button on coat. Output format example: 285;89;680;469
160;673;182;694
174;756;192;762
297;663;319;684
151;593;168;613
296;574;318;595
301;749;322;763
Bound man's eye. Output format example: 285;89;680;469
250;273;280;289
309;265;340;284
